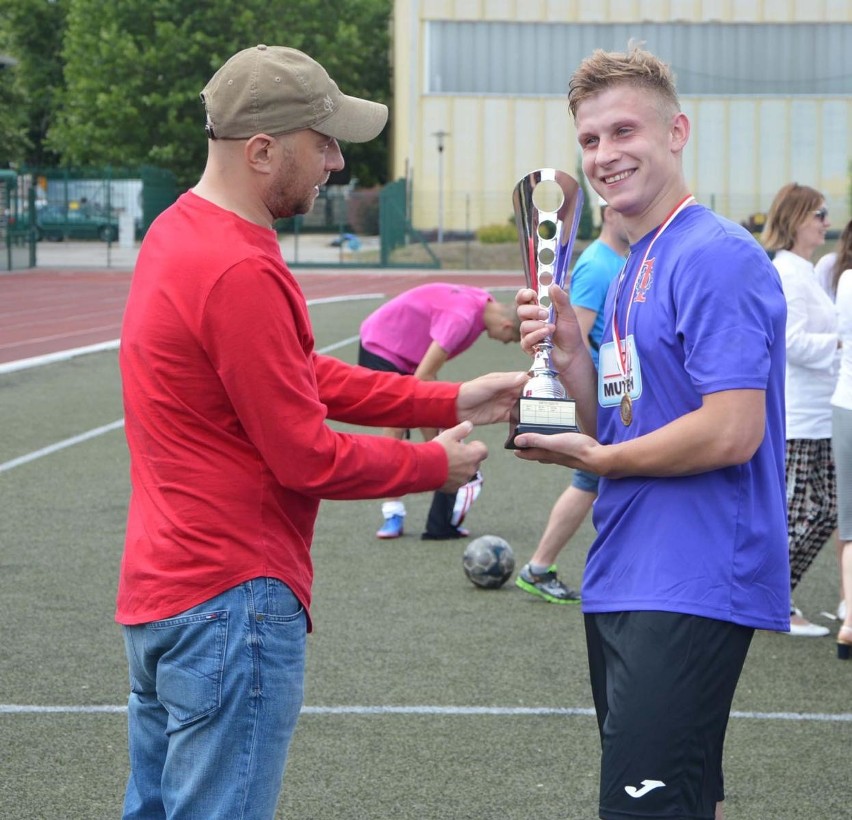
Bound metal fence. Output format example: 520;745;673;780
0;166;178;269
3;170;441;271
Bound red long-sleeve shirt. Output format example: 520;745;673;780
117;192;459;626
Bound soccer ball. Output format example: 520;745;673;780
462;535;515;589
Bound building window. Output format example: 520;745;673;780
427;22;852;96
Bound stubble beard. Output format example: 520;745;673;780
268;184;318;221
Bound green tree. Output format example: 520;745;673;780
0;0;68;167
48;0;391;189
0;59;30;166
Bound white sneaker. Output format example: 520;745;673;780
788;607;830;637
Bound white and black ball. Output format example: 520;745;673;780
462;535;515;589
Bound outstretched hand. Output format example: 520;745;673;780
456;371;529;425
435;421;488;492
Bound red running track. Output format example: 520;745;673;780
0;267;520;365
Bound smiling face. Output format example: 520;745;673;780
575;84;691;240
266;129;345;220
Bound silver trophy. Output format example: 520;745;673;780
506;168;584;449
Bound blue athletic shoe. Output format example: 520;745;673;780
376;514;404;539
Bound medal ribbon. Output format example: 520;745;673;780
610;194;695;379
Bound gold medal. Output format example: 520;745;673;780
620;393;633;426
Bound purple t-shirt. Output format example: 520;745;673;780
360;284;492;373
586;205;790;632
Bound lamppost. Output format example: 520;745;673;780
432;130;449;243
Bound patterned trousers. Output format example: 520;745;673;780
786;438;837;592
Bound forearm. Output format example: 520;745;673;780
591;393;765;478
315;354;459;429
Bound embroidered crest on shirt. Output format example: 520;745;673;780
634;257;655;303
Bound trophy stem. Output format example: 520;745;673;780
526;342;566;400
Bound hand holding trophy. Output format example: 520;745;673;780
505;168;584;449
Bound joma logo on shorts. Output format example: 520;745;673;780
624;779;666;798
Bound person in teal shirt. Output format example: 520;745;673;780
516;200;628;603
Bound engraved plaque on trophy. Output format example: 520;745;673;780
506;169;584;449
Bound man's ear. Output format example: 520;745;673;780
244;133;276;173
670;111;690;154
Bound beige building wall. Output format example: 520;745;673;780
392;0;852;236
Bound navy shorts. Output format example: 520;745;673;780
358;343;405;374
571;467;599;493
585;611;753;819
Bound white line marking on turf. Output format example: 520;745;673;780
321;335;360;354
0;339;120;374
0;419;126;473
309;294;384;305
0;705;128;714
0;295;381;375
1;704;851;723
0;332;362;474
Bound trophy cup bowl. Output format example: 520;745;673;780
506;168;584;449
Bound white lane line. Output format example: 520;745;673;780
0;294;382;375
0;339;120;374
321;335;360;354
0;331;364;474
1;703;850;722
0;419;126;474
0;705;128;714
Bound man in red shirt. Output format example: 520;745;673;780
118;44;525;820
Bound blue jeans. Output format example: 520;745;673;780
122;578;306;820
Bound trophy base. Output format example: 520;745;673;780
505;395;579;449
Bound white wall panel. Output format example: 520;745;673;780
688;100;728;214
756;100;790;210
726;100;761;217
447;97;482;231
789;99;821;188
729;0;763;22
430;0;851;22
455;0;484;17
821;101;850;194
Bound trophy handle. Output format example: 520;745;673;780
512;169;584;323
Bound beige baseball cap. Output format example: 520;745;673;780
200;44;388;142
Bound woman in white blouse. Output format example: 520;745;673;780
829;220;852;658
763;183;839;637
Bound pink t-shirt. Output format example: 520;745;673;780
360;283;493;373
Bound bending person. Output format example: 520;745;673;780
358;283;520;539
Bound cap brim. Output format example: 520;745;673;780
315;95;388;143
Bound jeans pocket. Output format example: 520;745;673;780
151;610;228;727
254;579;307;700
259;577;306;622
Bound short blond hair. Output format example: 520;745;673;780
568;43;680;120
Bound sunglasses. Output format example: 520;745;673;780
813;207;829;222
